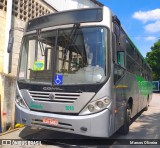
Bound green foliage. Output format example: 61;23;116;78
146;39;160;80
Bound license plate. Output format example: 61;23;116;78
43;118;58;126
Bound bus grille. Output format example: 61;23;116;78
28;91;80;103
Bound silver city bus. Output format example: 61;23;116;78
15;6;152;137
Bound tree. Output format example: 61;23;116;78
146;39;160;80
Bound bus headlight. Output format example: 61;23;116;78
16;95;29;109
79;97;111;115
104;98;110;105
88;104;95;112
96;101;104;108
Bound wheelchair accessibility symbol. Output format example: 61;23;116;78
54;74;63;85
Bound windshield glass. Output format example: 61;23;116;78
18;26;108;85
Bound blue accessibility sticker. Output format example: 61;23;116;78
54;74;63;85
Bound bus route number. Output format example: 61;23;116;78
65;106;74;111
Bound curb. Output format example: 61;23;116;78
0;127;24;136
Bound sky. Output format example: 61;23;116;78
98;0;160;57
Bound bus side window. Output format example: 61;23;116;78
117;51;125;67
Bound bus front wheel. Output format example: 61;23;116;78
119;106;131;135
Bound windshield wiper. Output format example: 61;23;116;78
62;23;80;69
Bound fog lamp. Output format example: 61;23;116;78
16;96;28;109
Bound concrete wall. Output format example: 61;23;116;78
11;18;26;76
44;0;100;11
0;73;16;132
0;10;6;73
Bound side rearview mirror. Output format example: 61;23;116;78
7;36;14;53
7;28;24;53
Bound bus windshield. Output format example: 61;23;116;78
18;26;108;85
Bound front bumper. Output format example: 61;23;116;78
16;103;112;137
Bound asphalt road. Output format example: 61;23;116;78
0;93;160;148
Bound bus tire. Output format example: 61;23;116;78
119;106;131;135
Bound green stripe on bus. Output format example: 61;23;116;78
136;76;153;97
